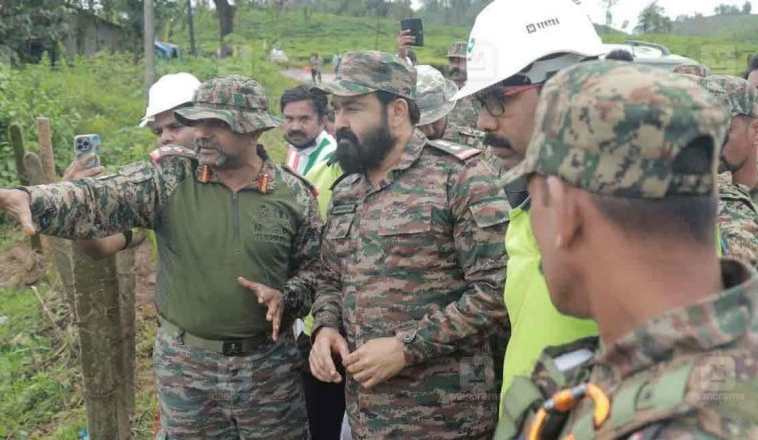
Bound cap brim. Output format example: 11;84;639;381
499;145;539;187
138;116;151;128
313;79;376;97
175;106;280;133
419;99;457;126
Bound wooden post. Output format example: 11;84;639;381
9;124;42;253
35;118;57;183
116;249;137;424
144;0;156;96
73;250;130;439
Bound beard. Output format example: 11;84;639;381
335;114;395;175
195;138;242;169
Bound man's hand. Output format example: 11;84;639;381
344;337;407;389
0;189;35;236
396;29;415;59
309;327;350;383
238;276;284;341
63;154;104;181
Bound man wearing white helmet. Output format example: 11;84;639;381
453;0;605;418
63;72;201;258
140;72;201;148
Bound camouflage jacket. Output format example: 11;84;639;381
312;131;509;439
718;173;758;269
442;122;485;149
25;146;321;339
447;94;481;130
556;260;758;439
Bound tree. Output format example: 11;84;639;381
0;0;69;64
213;0;236;49
744;1;753;14
634;1;672;34
714;3;741;15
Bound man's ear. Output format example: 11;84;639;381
546;176;582;249
389;98;409;128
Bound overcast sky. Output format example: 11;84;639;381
411;0;753;32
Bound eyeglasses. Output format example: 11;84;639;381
475;83;542;117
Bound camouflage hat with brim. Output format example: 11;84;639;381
698;75;758;119
416;65;458;126
314;51;416;99
175;75;280;134
447;40;467;59
504;61;729;199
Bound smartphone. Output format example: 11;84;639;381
401;18;424;47
74;134;101;168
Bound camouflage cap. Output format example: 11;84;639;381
447;40;467;59
314;51;416;99
672;63;712;78
416;65;458;126
504;61;729;199
174;75;280;135
698;75;758;119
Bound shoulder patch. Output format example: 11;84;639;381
281;165;318;198
428;139;481;161
149;145;197;165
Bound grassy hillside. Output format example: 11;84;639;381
169;7;470;67
672;14;758;42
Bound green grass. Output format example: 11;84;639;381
0;285;78;438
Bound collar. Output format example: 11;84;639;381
593;259;756;383
194;144;278;194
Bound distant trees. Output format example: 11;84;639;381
714;2;752;15
635;1;672;33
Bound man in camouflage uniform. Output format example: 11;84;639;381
697;75;758;268
0;76;319;440
415;64;484;147
501;61;758;439
445;40;481;129
307;51;509;439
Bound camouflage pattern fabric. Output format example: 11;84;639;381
698;75;758;119
447;94;482;130
447;40;467;59
154;327;308;439
504;61;730;198
718;173;758;269
442;122;485;148
314;50;416;99
557;260;758;439
312;131;509;439
416;64;458;126
672;63;712;78
175;75;281;134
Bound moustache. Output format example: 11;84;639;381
484;133;514;150
287;130;306;138
336;128;360;146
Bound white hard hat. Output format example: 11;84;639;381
454;0;604;100
139;72;201;127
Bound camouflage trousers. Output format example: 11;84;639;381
154;326;309;440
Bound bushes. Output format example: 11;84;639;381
0;52;297;190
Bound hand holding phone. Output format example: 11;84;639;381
74;134;101;169
400;18;424;47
